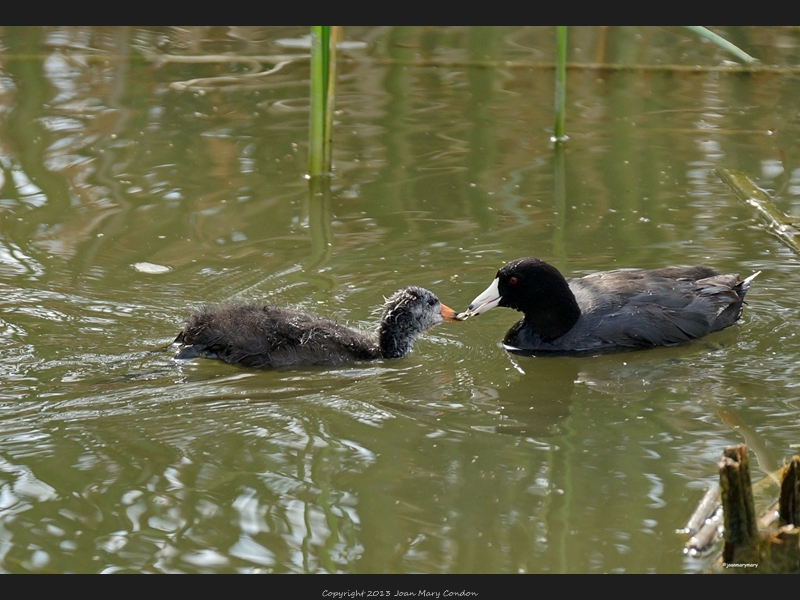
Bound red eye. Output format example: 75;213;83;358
509;276;519;285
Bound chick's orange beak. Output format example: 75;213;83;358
440;303;460;322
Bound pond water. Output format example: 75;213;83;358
1;26;799;574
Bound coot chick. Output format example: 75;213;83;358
459;257;759;355
174;286;458;368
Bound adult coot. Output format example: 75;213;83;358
459;257;759;355
174;286;458;368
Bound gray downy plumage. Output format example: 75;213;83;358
175;286;457;368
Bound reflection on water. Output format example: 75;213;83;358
1;26;800;573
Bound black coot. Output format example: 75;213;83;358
175;286;458;368
460;257;759;355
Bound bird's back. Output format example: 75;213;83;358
506;267;756;354
176;303;381;368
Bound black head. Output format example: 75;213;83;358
494;258;573;312
466;257;581;342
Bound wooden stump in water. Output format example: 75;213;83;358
684;445;800;573
719;444;759;564
779;457;800;527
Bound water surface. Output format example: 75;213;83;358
1;26;799;574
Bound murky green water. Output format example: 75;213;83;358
1;26;799;574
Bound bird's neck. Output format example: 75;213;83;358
378;322;416;358
522;284;581;342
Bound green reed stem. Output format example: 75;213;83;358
553;26;568;143
308;26;338;177
685;26;757;64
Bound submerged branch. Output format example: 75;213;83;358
170;60;295;91
139;51;307;66
374;58;800;74
716;167;800;255
134;47;309;91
